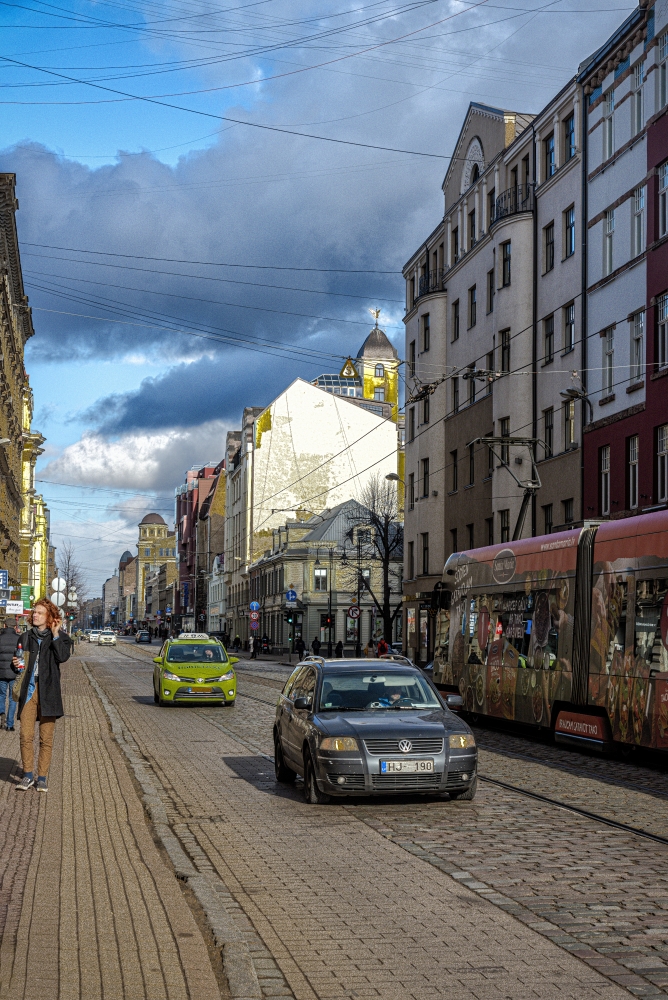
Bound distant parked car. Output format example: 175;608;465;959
135;630;151;644
89;630;101;643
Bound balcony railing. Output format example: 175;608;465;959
494;183;534;222
418;269;445;297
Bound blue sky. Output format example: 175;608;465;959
0;0;635;592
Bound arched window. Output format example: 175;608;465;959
375;363;384;378
471;164;479;184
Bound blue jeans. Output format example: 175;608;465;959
0;678;16;727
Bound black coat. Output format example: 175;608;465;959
17;629;72;720
0;627;19;681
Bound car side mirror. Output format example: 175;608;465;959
445;694;464;710
229;656;239;665
293;696;312;710
153;657;161;663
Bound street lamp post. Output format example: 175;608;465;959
327;547;333;657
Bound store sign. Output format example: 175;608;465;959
492;548;516;584
5;600;24;615
555;711;607;742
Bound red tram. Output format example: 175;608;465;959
432;511;668;752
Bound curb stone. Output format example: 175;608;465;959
81;660;295;1000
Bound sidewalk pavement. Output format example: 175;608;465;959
0;657;225;1000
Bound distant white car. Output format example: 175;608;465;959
98;631;116;645
89;630;101;643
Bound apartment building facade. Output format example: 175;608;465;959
581;0;668;519
403;85;584;662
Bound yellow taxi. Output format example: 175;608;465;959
152;633;238;707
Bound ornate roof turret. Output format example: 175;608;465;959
356;309;399;361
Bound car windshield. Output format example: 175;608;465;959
166;643;226;664
318;672;441;711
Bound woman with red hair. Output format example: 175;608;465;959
13;597;71;791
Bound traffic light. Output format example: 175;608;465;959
284;612;293;624
324;614;334;627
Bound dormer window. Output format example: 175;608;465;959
375;363;384;378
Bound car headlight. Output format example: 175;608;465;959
216;670;235;681
449;733;476;749
319;737;359;751
163;670;180;681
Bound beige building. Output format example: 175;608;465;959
403;93;584;662
136;513;176;622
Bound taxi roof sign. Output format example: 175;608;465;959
339;358;358;378
176;632;210;640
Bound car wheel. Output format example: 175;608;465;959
274;734;296;784
450;777;477;801
303;751;330;804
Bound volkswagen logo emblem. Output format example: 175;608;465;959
399;740;412;754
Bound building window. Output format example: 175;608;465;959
469;285;477;328
452;300;460;341
500;329;510;373
633;62;644;136
544;132;556;178
600;444;610;516
543;504;553;535
500;417;510;465
375;363;385;377
421;457;429;497
488;187;495;225
501;241;511;286
422;313;430;352
409;340;416;377
659;162;668;239
486;352;494;394
564;400;575;450
565;206;575;258
453;376;459;413
451;450;458;492
544;407;554;458
604;209;615;276
409;407;415;441
544;222;554;272
468;371;475;406
314;567;328;591
407;541;414;579
486;518;494;545
658;425;668;503
661;31;668;108
544;315;554;364
631;311;644;383
563;498;574;524
467;523;474;549
452;226;459;262
144;548;151;557
500;509;510;544
564;113;575;161
603;89;614;159
603;327;614;395
408;473;415;510
628;435;639;510
450;528;458;555
374;387;385;401
487;269;495;313
469;208;476;245
421;533;429;575
633;186;644;257
564;302;575;352
487;435;494;478
659;293;668;370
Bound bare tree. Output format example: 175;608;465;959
57;541;86;601
346;474;403;642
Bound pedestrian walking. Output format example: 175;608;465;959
295;637;305;659
377;637;389;657
311;637;321;655
335;640;344;658
0;616;20;731
250;636;260;659
233;635;241;653
14;598;72;792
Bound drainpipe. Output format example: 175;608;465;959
531;123;538;537
580;81;588;525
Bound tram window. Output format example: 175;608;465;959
635;579;668;672
603;580;627;674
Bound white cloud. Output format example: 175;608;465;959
41;420;229;491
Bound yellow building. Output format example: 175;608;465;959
136;513;177;622
19;381;50;604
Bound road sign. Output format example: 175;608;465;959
166;606;172;613
6;600;23;615
250;620;259;630
347;606;360;619
51;577;66;593
250;611;259;621
0;571;7;590
53;592;66;608
286;590;297;602
250;600;260;612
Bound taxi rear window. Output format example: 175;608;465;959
166;643;227;664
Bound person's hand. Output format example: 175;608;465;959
12;655;23;669
51;616;63;638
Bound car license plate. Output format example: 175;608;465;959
380;759;434;774
197;687;213;693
